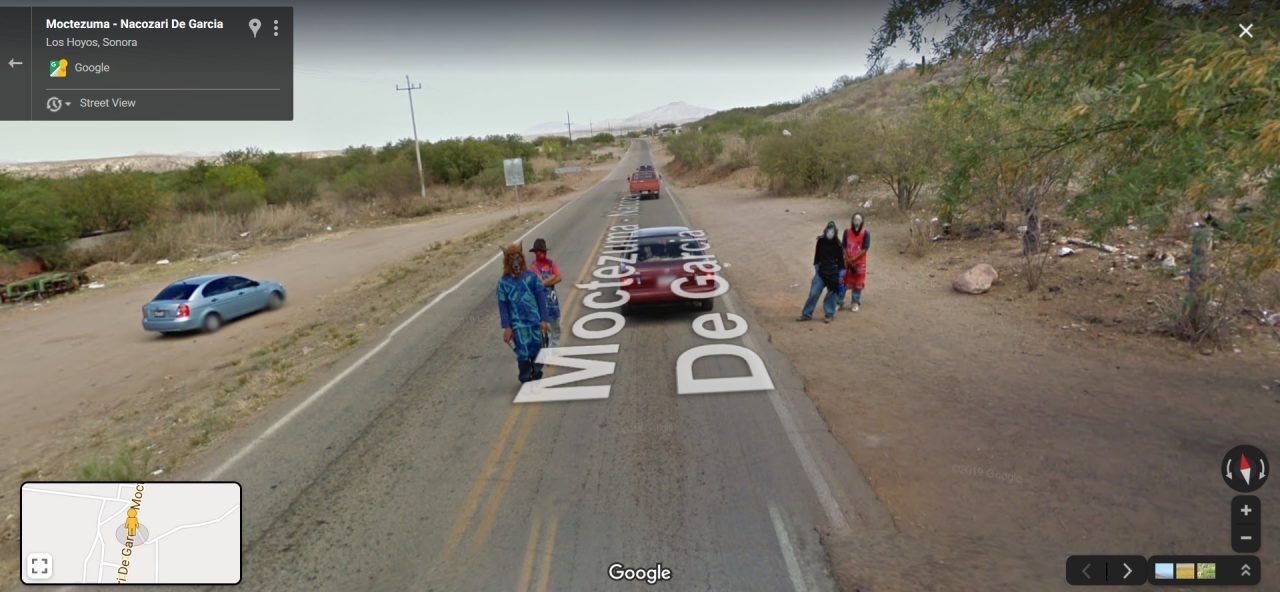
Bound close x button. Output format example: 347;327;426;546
1066;555;1146;586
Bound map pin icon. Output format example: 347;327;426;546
248;18;261;38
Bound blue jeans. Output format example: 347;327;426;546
801;270;839;320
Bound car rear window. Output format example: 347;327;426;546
634;172;656;180
636;235;684;262
154;283;197;301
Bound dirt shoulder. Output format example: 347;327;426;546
672;174;1279;590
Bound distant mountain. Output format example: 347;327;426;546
523;101;716;137
620;101;716;128
0;150;343;178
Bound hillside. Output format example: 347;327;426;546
770;62;965;123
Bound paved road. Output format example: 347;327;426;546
184;142;890;591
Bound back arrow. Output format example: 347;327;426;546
8;58;22;68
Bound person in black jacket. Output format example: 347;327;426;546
798;221;844;323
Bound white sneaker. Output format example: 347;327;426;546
851;303;860;312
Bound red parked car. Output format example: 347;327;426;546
622;226;717;312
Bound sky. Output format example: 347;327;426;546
0;0;929;162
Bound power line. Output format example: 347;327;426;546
396;75;427;201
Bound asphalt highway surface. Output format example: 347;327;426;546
183;141;889;591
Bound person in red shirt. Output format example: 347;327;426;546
841;213;870;312
528;238;562;347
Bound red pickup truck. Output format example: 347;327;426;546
628;170;661;199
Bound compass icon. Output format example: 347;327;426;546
1222;444;1268;493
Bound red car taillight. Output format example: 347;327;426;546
176;304;190;318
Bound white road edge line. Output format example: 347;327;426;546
665;182;851;533
769;503;809;592
205;167;625;481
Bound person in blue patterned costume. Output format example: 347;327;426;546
497;243;550;383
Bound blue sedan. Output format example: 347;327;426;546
142;274;286;333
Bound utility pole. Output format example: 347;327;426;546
565;111;573;145
396;75;427;201
589;120;593;137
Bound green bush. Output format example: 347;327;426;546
206;164;265;196
667;131;724;169
757;114;866;194
588;132;616;145
216;190;266;215
465;165;507;194
265;166;320;205
60;169;162;233
0;180;76;250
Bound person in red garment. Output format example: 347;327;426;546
841;213;870;312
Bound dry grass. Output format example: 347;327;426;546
769;62;966;124
71;178;573;269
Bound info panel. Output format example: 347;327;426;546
0;6;292;120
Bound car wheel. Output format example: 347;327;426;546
267;291;284;310
201;313;222;333
699;299;715;311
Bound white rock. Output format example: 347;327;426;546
87;282;106;289
155;259;170;265
1057;246;1075;257
953;264;998;294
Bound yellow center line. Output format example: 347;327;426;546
441;185;623;563
515;514;542;592
533;513;560;592
470;405;541;552
438;405;524;562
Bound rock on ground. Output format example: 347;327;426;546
953;263;998;294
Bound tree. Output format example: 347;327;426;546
872;0;1280;331
865;114;940;211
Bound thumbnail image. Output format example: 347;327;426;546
1176;563;1196;579
1197;563;1216;580
1155;563;1175;579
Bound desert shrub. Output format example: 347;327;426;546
667;130;723;169
205;164;266;196
221;147;290;181
464;165;507;194
59;169;163;234
757;114;866;194
265;166;320;205
215;190;266;215
0;181;75;250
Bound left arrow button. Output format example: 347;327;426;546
8;58;23;68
